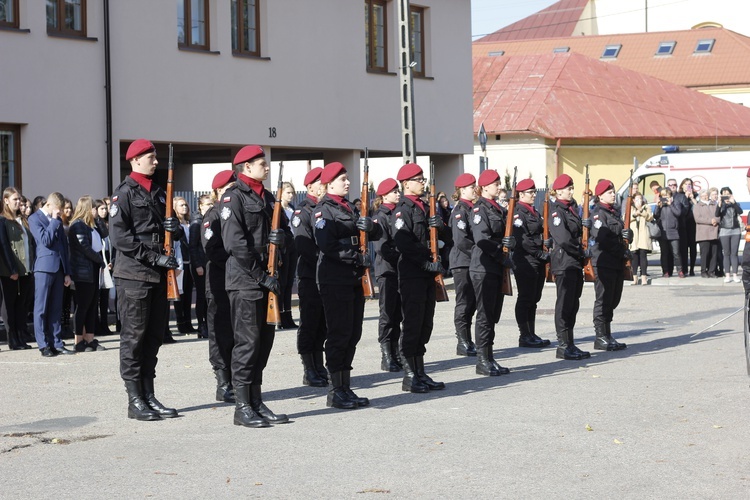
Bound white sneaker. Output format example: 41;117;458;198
733;274;742;283
724;276;732;283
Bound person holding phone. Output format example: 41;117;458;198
716;186;743;283
654;187;684;278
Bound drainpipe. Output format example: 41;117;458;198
103;0;113;192
554;138;561;178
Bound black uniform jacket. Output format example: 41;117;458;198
189;212;207;269
200;204;229;296
292;196;319;281
220;178;275;291
449;199;474;270
68;220;104;284
469;197;508;276
512;201;545;266
314;195;381;287
373;203;399;278
590;202;627;270
110;176;177;284
548;198;584;273
392;197;448;280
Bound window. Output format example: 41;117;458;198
365;0;387;72
694;39;715;54
47;0;86;36
488;50;504;57
409;6;424;77
0;125;21;190
0;0;19;29
178;0;209;50
656;41;676;55
601;44;621;59
231;0;260;56
553;46;570;53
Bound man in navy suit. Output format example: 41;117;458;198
28;192;74;356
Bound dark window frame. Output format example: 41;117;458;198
178;0;210;51
365;0;388;73
409;5;425;77
0;0;19;29
0;124;22;191
231;0;261;57
47;0;87;37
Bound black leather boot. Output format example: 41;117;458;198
301;353;328;387
605;323;627;351
234;384;270;427
124;380;161;421
476;346;501;376
416;356;445;390
380;342;401;372
518;321;546;348
594;323;626;351
327;371;358;409
142;378;179;418
529;319;551;347
556;330;590;360
487;346;510;374
280;311;298;330
313;351;329;383
9;330;31;350
197;322;209;339
343;370;369;407
389;339;403;370
250;384;289;424
401;357;429;393
456;331;477;356
214;368;235;402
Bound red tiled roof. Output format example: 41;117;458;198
473;52;750;139
473;27;750;89
476;0;589;42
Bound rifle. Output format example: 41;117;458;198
581;164;596;283
429;162;449;302
266;161;284;325
622;170;634;281
360;149;374;298
165;144;180;301
501;167;517;296
543;174;554;283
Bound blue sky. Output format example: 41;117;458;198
471;0;559;39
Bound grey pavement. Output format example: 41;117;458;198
1;273;749;499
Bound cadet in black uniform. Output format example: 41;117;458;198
314;162;381;409
220;145;288;428
201;170;236;402
291;167;329;387
589;179;629;351
372;178;402;372
109;139;181;421
449;173;478;357
392;163;450;392
547;174;590;360
511;178;551;348
470;169;516;376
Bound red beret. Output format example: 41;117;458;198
595;179;615;197
552;174;573;190
478;169;500;187
516;178;536;192
376;178;399;196
125;139;155;161
397;163;423;181
320;162;346;184
211;170;235;190
454;173;476;188
303;167;323;186
233;145;265;165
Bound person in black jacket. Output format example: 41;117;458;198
172;196;196;334
190;195;211;338
469;169;516;376
314;162;381;409
372;178;402;372
654;187;684;278
392;163;451;392
94;199;114;336
589;179;629;351
291;167;328;387
449;173;478;357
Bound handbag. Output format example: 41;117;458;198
100;247;114;289
646;220;661;239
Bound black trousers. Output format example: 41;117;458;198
376;274;401;344
117;278;168;381
451;267;476;339
554;269;583;333
73;281;98;335
320;283;365;373
207;287;233;371
229;287;275;386
659;235;674;275
297;277;327;354
173;263;194;326
679;223;697;273
399;277;436;357
699;240;718;276
279;248;298;312
593;266;624;328
192;265;207;326
631;249;649;277
98;288;110;330
514;259;545;325
470;271;504;348
0;274;32;335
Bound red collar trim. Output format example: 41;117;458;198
237;173;264;197
129;172;152;192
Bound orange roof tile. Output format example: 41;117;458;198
473;52;750;139
476;0;589;42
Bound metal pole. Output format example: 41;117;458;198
397;0;416;164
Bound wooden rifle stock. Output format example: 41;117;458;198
360;149;374;298
581;164;596;283
429;162;449;302
266;162;284;325
501;168;517;296
543;174;554;283
622;170;634;281
165;144;180;301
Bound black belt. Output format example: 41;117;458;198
135;233;162;244
339;236;359;246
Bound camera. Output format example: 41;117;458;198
721;195;730;201
659;197;667;204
